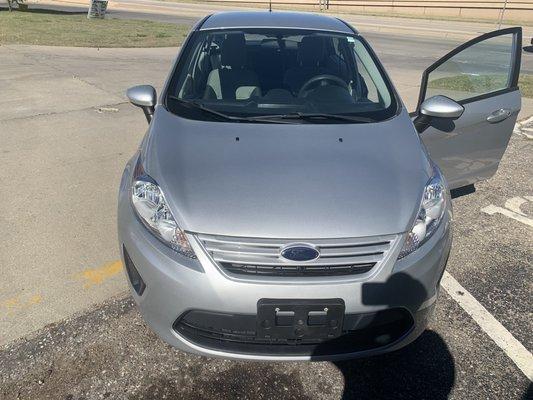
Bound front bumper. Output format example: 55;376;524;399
118;183;452;361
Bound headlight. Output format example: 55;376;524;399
131;159;196;259
398;167;447;259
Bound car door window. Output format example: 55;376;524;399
420;29;520;106
418;27;522;191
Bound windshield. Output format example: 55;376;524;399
165;28;398;123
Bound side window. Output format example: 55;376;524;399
423;33;516;102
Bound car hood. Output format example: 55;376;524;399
143;107;432;239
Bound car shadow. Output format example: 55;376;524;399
523;382;533;399
312;272;454;399
331;331;454;400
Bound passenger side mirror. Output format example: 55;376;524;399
414;95;464;133
127;85;156;123
420;95;464;119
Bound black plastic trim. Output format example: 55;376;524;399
173;308;414;356
123;246;146;296
450;184;476;199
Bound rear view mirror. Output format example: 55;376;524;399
127;85;156;123
414;95;464;133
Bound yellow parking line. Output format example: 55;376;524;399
77;260;123;288
1;260;124;317
0;293;42;316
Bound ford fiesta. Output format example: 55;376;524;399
118;11;522;360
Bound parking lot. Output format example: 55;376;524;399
0;2;532;398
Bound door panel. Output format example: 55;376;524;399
420;89;520;189
418;27;522;190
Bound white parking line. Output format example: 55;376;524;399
514;117;533;139
504;196;530;216
441;271;533;381
482;196;533;228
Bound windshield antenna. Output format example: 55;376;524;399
269;0;272;12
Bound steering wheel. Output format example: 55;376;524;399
298;74;349;98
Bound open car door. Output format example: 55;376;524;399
416;27;522;195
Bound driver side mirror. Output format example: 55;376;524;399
127;85;156;124
414;95;464;133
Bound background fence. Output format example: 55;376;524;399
201;0;533;22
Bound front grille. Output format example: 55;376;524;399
197;234;398;277
220;262;375;276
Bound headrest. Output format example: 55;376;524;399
221;33;247;69
298;36;325;66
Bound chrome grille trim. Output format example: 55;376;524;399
197;234;399;277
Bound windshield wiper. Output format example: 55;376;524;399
247;112;376;123
168;97;291;124
168;96;240;121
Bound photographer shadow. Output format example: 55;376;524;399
314;272;455;399
332;330;454;399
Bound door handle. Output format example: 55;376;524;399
487;108;512;123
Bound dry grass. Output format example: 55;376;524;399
0;8;190;47
428;74;533;98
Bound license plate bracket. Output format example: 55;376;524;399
257;299;345;340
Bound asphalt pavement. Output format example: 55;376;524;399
0;5;532;399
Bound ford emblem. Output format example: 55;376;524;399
280;244;320;262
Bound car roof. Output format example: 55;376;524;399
199;11;356;34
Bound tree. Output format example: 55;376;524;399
7;0;25;11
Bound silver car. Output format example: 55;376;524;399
118;11;522;360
